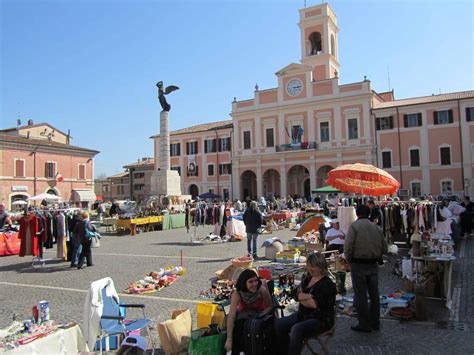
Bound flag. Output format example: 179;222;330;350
55;172;64;182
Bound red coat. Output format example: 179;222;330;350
19;215;40;257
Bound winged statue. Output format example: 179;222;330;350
157;81;179;112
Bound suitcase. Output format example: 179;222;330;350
243;314;274;355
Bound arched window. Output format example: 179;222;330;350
309;32;322;55
330;34;336;57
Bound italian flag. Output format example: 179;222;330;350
55;172;64;182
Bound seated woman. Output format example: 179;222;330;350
225;269;273;355
274;252;336;355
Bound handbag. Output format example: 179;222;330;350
91;234;100;248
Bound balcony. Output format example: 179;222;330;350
275;141;317;152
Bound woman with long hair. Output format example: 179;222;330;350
225;269;273;354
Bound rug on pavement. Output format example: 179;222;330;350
123;266;186;294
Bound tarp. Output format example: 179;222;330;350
162;214;186;230
296;214;331;237
72;189;96;202
312;186;340;193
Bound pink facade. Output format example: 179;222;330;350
148;3;474;201
0;123;98;209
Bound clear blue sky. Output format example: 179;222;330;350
1;0;473;177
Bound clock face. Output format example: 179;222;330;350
286;79;304;97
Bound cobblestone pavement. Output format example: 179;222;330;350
0;226;473;353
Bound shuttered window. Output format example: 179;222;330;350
320;122;330;142
434;110;453;125
376;116;393;130
186;142;198;155
204;139;216;153
45;162;56;178
78;164;86;180
14;159;25;177
218;137;231;152
404;113;422;127
170;143;181;156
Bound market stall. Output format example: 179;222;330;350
0;322;88;354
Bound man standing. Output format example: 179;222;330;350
345;204;387;332
243;201;263;259
366;199;383;228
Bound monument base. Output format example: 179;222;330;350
151;169;182;196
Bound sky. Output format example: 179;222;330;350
1;0;473;177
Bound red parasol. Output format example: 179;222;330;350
326;163;400;196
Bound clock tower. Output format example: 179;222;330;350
299;3;340;81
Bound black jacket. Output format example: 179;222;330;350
243;208;263;233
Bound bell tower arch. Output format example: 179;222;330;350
298;3;340;81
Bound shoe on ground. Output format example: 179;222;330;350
371;324;380;331
351;324;372;333
252;254;258;259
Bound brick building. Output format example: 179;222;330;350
0;120;99;209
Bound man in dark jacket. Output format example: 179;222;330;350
243;201;263;258
345;204;387;332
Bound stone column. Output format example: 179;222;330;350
160;111;171;171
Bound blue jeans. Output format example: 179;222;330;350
247;233;258;257
274;312;324;355
70;244;82;266
350;262;380;329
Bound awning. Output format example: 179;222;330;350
72;189;96;202
96;195;104;201
312;186;340;193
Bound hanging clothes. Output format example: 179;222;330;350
19;214;40;257
56;212;67;259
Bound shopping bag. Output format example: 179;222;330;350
196;302;217;329
188;332;226;355
157;309;192;355
91;235;100;248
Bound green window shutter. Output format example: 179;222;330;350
448;109;453;123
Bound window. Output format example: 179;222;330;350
78;164;86;180
14;159;25;177
171;166;181;176
434;110;453;125
320;122;329;142
243;131;251;150
348;119;358;139
204;139;216;153
466;107;474;122
187;165;199;177
134;172;145;179
223;188;229;200
45;162;56;178
382;151;392;168
208;164;214;176
441;181;452;195
440;147;451;165
291;125;303;143
134;184;145;191
411;182;422;197
218;137;231;152
266;128;274;147
102;185;109;193
209;189;214;195
186;141;198;155
170;143;181;157
376;116;393;130
410;149;420;167
219;163;232;175
404;113;422;127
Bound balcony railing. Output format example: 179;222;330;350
275;141;317;152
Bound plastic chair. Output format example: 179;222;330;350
302;309;337;355
98;287;155;354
